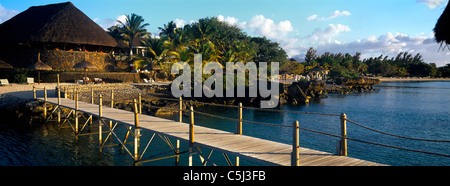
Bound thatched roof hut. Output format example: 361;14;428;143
0;2;117;49
434;1;450;46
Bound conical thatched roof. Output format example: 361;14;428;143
73;60;98;69
0;59;13;69
0;2;117;47
27;53;53;70
27;61;53;71
434;1;450;45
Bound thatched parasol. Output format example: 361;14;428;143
0;59;13;69
73;60;98;70
434;1;450;47
73;59;97;84
27;53;53;84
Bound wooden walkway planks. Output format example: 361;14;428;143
38;97;386;166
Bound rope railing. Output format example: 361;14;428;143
295;124;450;158
346;119;450;143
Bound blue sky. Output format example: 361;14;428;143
1;0;450;66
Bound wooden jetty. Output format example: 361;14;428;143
34;87;385;166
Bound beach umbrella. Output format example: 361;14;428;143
73;59;97;84
0;59;13;69
73;59;98;70
27;52;53;84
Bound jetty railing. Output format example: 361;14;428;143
35;85;450;166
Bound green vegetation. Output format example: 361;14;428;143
108;16;287;71
283;47;450;78
108;14;450;79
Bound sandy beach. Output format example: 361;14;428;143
377;77;450;82
0;83;74;99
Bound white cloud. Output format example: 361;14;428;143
246;15;294;40
116;14;127;24
94;14;128;30
306;14;318;21
304;24;351;43
173;18;187;28
306;10;351;21
417;0;447;9
0;4;19;23
217;15;239;25
307;32;450;67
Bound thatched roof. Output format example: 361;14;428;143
73;60;98;69
0;2;117;47
434;1;450;45
0;59;13;69
27;61;53;71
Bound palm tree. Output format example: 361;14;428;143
143;37;164;63
159;21;179;41
117;13;150;54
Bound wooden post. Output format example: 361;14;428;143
237;102;242;135
91;88;94;104
57;74;60;88
134;128;141;162
33;86;36;99
340;113;347;156
292;120;299;166
236;102;242;166
133;97;141;162
110;90;114;108
190;106;194;144
75;89;78;134
57;87;61;123
189;106;194;166
179;97;183;123
64;87;67;99
138;93;142;114
57;86;61;105
175;139;180;166
109;89;114;128
43;87;47;118
72;88;75;100
134;99;139;128
99;94;103;151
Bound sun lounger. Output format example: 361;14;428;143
0;79;10;86
27;77;35;84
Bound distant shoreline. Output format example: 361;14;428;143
377;77;450;82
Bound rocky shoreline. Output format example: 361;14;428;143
0;77;382;122
0;94;43;125
284;77;380;104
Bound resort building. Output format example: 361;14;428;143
0;2;120;71
307;66;330;81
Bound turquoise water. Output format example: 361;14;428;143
1;81;449;166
